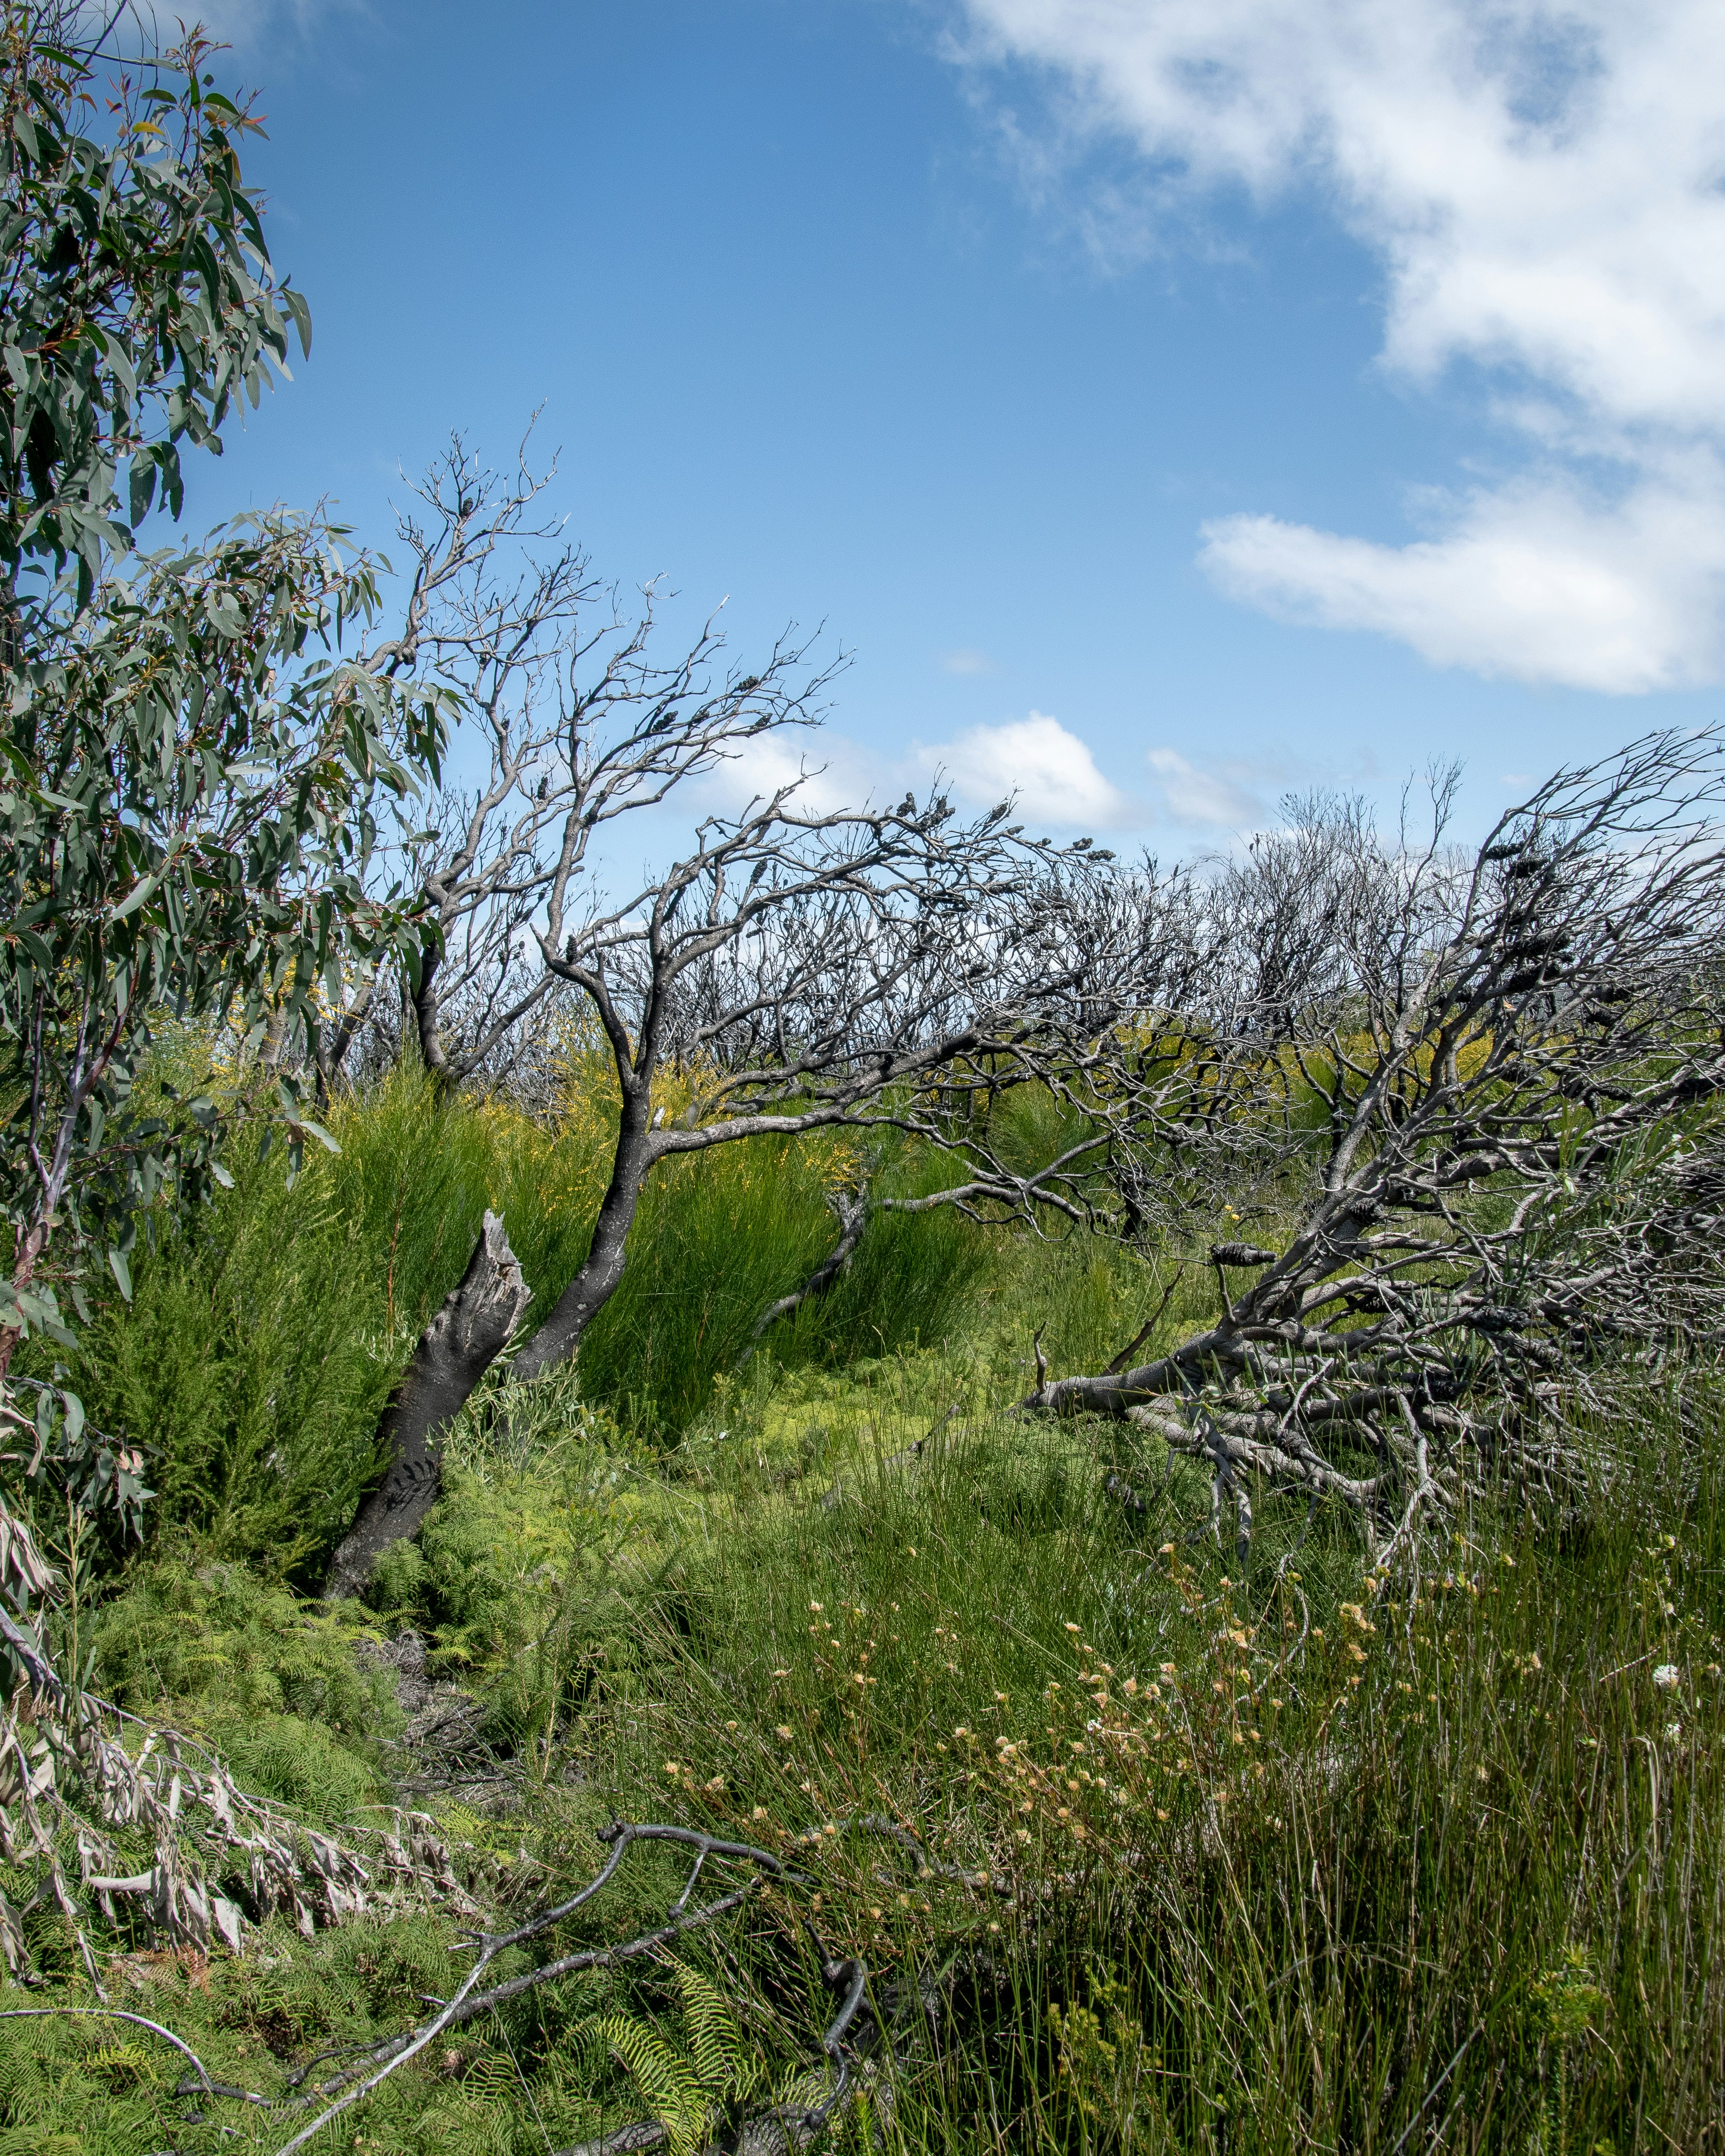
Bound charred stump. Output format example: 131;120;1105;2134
324;1210;531;1600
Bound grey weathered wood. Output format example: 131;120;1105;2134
324;1210;531;1599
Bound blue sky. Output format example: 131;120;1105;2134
186;0;1725;848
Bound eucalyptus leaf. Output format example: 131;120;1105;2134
0;19;447;1663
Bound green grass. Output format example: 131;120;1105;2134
48;1068;1014;1574
560;1368;1725;2152
14;1365;1723;2152
8;1070;1724;2153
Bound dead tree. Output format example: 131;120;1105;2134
507;803;1145;1382
1027;732;1725;1570
300;434;595;1098
717;852;1213;1354
312;433;1187;1384
324;1212;531;1598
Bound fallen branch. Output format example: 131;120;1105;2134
267;1821;870;2156
738;1188;870;1366
0;2005;217;2093
128;1814;973;2155
1026;734;1725;1567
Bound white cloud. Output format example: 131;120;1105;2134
694;728;878;819
916;710;1135;826
1200;464;1725;691
939;646;1001;676
685;712;1140;835
1144;748;1268;829
950;1;1725;690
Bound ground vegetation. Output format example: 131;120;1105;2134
1;12;1723;2155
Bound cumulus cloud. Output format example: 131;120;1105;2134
950;0;1725;690
916;711;1135;826
687;711;1138;834
1144;748;1269;829
693;728;876;819
1200;465;1725;691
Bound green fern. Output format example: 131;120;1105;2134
673;1959;759;2104
85;2037;164;2091
454;2047;527;2103
581;2009;710;2155
577;1957;769;2156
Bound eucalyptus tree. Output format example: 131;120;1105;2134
0;12;445;1677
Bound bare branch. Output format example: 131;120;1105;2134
1026;730;1725;1564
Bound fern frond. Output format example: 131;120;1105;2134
577;2010;707;2154
673;1959;755;2099
775;2063;829;2114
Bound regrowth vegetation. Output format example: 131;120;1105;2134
1;10;1724;2155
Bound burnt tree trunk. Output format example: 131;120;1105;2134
412;935;453;1094
510;1085;656;1383
324;1210;532;1599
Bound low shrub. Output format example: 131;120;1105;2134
81;1556;399;1823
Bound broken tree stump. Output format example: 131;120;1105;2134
324;1210;531;1600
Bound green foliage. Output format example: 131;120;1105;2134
576;1959;803;2156
578;1124;997;1440
365;1457;591;1736
585;2009;707;2149
59;1068;591;1565
60;1123;393;1564
0;18;307;590
0;12;451;1701
13;963;1724;2156
0;1913;486;2154
366;1374;697;1754
82;1555;397;1821
1533;1946;1611;2048
7;1314;1724;2150
0;499;446;1341
85;1555;387;1726
64;1067;1007;1571
552;1363;1725;2154
1047;1962;1161;2153
0;15;447;1355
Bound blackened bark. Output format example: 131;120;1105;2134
413;939;452;1093
508;1093;655;1384
324;1210;531;1599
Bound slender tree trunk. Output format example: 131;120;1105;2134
0;1224;46;1380
314;972;379;1106
413;941;452;1092
509;1087;656;1383
324;1210;531;1599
